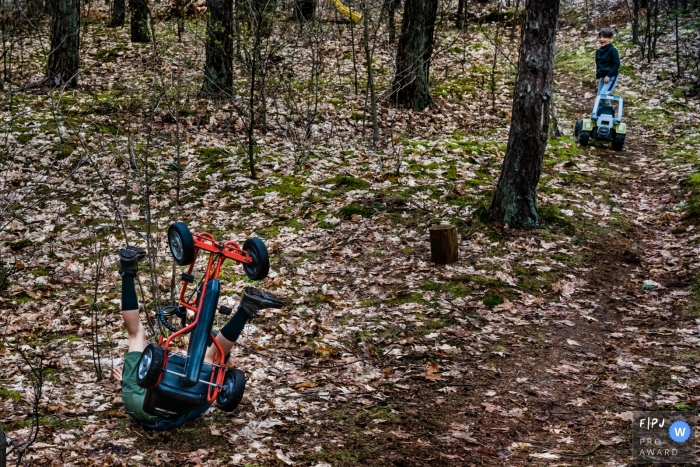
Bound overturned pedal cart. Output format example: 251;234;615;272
135;222;270;418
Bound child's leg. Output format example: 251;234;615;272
121;273;147;353
602;76;617;96
204;309;247;363
204;287;283;363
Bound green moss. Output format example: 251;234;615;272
422;280;471;298
482;291;503;308
7;238;32;251
195;147;231;168
539;205;571;228
52;141;76;159
339;202;373;219
0;388;21;401
17;132;34;144
252;176;307;199
327;175;370;190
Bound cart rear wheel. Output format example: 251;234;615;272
136;344;165;389
217;368;246;412
612;134;625;151
242;238;270;281
578;131;590;147
574;120;582;137
168;222;195;266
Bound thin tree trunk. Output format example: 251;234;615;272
391;0;438;110
247;41;258;179
362;0;378;143
674;0;681;76
651;0;659;58
203;0;233;96
456;0;464;29
131;0;150;42
48;0;81;87
490;0;560;229
293;0;316;20
387;0;396;42
111;0;125;26
490;2;501;112
632;0;640;44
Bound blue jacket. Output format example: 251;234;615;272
596;44;620;79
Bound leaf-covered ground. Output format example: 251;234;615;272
2;1;700;466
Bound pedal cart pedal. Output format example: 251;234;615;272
574;92;626;150
136;222;270;418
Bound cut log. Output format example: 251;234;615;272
429;224;458;264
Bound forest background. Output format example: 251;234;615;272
1;0;700;465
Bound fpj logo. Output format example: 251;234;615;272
632;412;696;464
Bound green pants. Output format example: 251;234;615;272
121;351;162;425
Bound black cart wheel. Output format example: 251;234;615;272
242;237;269;281
612;134;625;151
574;120;582;137
578;131;590;147
217;368;246;412
168;222;195;266
136;344;165;389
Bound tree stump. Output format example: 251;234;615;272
429;224;458;264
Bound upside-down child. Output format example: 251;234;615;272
113;246;283;430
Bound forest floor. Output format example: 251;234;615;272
2;2;700;467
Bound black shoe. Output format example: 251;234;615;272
119;246;146;277
238;287;284;319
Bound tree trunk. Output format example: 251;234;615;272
456;0;464;29
111;0;125;26
386;0;396;42
131;0;150;42
490;0;560;229
293;0;316;20
203;0;233;96
632;0;640;44
47;0;80;87
430;225;458;264
391;0;437;110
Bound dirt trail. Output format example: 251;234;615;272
441;82;700;466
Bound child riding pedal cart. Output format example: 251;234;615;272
134;222;283;419
574;92;626;151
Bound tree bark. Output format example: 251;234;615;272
391;0;437;110
430;225;458;264
47;0;80;87
490;0;560;229
386;0;396;43
632;0;640;45
293;0;316;20
131;0;150;42
203;0;233;96
456;0;464;29
111;0;125;26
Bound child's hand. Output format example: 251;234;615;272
603;76;610;83
596;79;599;86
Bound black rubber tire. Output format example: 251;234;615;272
168;222;195;266
242;237;270;281
574;120;582;137
136;344;165;389
217;368;246;412
578;131;589;147
612;134;625;151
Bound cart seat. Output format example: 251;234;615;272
142;352;213;418
597;105;615;117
